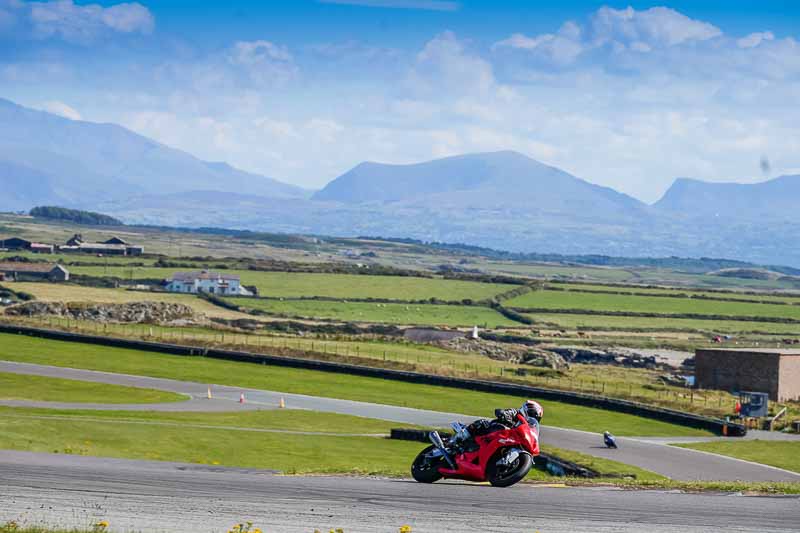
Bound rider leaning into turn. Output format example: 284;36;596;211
454;399;543;447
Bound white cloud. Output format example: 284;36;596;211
27;5;800;203
227;40;297;87
737;31;774;48
39;100;81;120
493;22;584;66
411;31;495;95
494;6;722;68
589;6;721;49
1;0;154;44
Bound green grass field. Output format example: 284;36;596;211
508;289;800;320
0;405;661;481
0;250;157;266
553;283;800;304
68;267;508;301
0;406;422;476
526;312;800;334
0;333;711;437
676;440;800;474
228;298;519;327
481;262;635;281
0;372;184;404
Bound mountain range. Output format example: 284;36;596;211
1;97;799;266
0;97;308;211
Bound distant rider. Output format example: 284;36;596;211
603;430;618;449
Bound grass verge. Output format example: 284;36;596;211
0;406;422;476
0;372;184;404
0;333;712;437
676;440;800;474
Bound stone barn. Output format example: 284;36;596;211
695;348;800;401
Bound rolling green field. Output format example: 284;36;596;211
527;312;800;334
553;283;800;304
508;289;800;320
677;440;800;474
0;372;184;404
0;333;711;437
481;262;635;281
227;298;519;327
0;251;157;266
68;267;508;301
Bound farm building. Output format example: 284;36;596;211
0;262;69;282
695;348;800;402
0;237;31;250
59;234;144;256
0;237;53;253
166;270;252;296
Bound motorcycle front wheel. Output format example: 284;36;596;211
486;450;533;488
411;445;445;483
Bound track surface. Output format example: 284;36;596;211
2;361;800;482
1;451;798;533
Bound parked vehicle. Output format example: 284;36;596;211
411;412;539;487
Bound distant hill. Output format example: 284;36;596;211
314;151;644;220
654;175;800;220
30;206;123;226
0;98;308;212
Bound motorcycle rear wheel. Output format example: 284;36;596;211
486;451;533;488
411;445;445;483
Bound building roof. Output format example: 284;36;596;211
0;237;31;246
60;243;127;251
0;262;62;273
169;270;240;282
103;236;130;245
697;348;800;356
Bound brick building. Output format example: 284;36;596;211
695;348;800;401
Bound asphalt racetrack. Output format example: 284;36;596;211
2;360;799;482
1;451;798;533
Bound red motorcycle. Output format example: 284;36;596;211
411;413;539;487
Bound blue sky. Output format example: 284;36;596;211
2;1;800;201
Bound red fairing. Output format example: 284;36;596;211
437;413;540;482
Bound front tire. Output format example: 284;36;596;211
486;450;533;488
411;445;445;483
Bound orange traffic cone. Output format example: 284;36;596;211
239;393;245;404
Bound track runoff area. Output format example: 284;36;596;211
0;335;799;532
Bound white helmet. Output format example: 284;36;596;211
521;400;543;422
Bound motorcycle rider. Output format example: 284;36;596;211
452;400;543;450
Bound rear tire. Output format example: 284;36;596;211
411;445;445;483
487;450;533;488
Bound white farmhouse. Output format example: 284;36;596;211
165;270;252;296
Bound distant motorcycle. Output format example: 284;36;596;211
411;412;539;487
603;431;618;449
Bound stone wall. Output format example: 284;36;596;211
695;349;782;400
